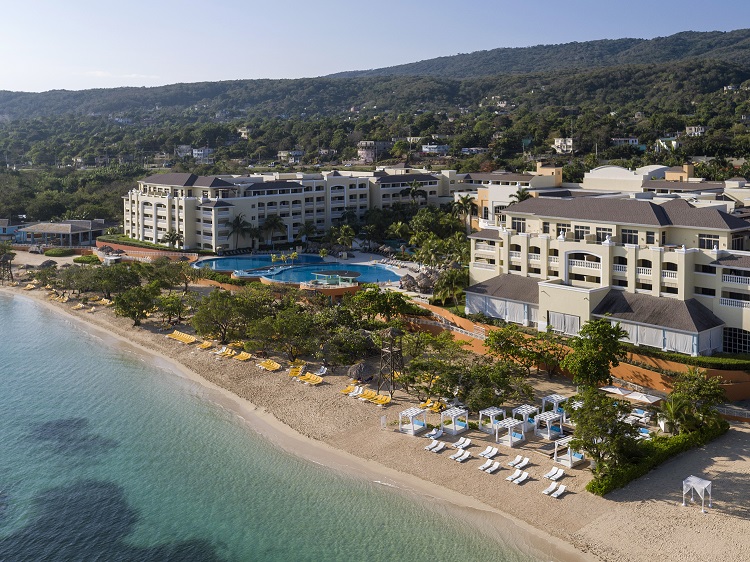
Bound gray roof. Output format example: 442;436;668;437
710;253;750;270
248;181;305;190
464;274;540;304
463;172;535;183
140;173;234;188
198;200;234;208
20;221;105;234
641;180;723;191
374;173;437;184
468;229;501;241
506;196;750;231
591;290;724;333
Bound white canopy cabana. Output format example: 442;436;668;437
534;410;563;440
478;406;506;435
600;385;632;397
512;404;539;431
626;391;662;404
399;407;427;435
541;394;568;414
494;417;525;447
553;435;586;468
441;406;469;436
683;475;712;513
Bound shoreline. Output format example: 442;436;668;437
4;277;750;561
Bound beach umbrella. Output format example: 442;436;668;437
599;385;632;396
347;362;367;381
626;391;662;404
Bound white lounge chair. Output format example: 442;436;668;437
485;447;499;459
459;438;471;449
431;442;446;453
486;461;501;474
542;482;558;495
424;439;439;451
505;468;522;482
550;468;565;481
551;485;567;498
455;451;471;462
314;366;328;376
348;386;363;397
515;457;530;470
449;448;465;460
513;472;529;485
478;459;493;471
478;446;493;458
542;467;559;479
425;427;441;439
508;454;523;467
452;437;468;449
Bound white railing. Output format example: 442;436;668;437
723;274;750;285
636;267;652;276
509;251;522;259
548;256;559;264
471;262;497;270
661;270;678;279
720;297;750;309
478;219;497;229
475;243;496;252
613;264;627;272
528;253;541;261
569;259;601;270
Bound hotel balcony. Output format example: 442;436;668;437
636;267;652;277
528;253;541;262
475;243;496;252
723;274;750;286
720;297;750;309
568;259;601;270
613;264;627;273
661;270;678;280
471;262;497;271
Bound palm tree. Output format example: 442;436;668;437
337;224;356;249
319;248;329;260
161;229;183;249
386;221;411;242
289;251;298;265
262;215;286;250
225;213;255;249
509;187;531;205
295;220;318;243
360;224;377;251
657;394;692;434
400;180;428;204
452;194;478;235
433;268;468;313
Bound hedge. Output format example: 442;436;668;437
621;342;750;371
43;248;75;257
96;235;177;251
197;268;248;286
73;255;101;264
586;420;730;496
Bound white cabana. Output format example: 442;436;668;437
682;475;712;513
599;385;632;397
478;406;506;435
494;417;525;447
512;404;539;431
399;407;427;435
626;391;662;404
534;410;563;440
553;435;586;468
441;406;469;436
541;393;568;414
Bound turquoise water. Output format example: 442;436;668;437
263;263;400;284
0;295;539;561
197;254;324;271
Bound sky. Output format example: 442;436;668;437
2;0;750;93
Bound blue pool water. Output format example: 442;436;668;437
0;294;540;561
197;254;324;271
263;263;401;284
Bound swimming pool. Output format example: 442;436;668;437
196;254;324;271
262;263;400;285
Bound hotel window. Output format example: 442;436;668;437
694;264;716;274
574;225;590;240
698;234;719;249
596;227;612;242
556;223;570;236
511;218;526;233
621;229;638;245
646;231;655;245
542;222;550;234
695;286;716;296
732;234;744;251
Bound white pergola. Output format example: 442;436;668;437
478;406;506;435
512;404;539;431
441;406;469;436
541;393;568;414
494;417;525;447
534;410;563;440
553;435;586;468
398;407;427;435
683;475;712;513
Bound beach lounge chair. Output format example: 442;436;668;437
303;374;323;385
542;482;558;495
478;446;493;458
291;358;306;367
289;366;303;378
449;449;465;460
485;447;498;459
452;437;468;449
425;439;440;451
358;389;377;401
214;346;228;355
515;457;530;470
455;450;471;462
313;365;327;375
550;469;565;482
425;427;439;439
372;395;391;406
419;398;433;409
551;485;567;499
486;461;501;474
340;385;356;395
431;442;446;453
71;303;85;310
542;467;559;479
348;387;364;398
513;472;529;485
508;455;523;467
197;341;213;350
234;351;253;361
478;459;493;471
505;469;522;482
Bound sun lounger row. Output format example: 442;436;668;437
424;427;443;440
214;347;236;358
298;373;323;385
449;448;472;462
542;467;565;481
167;330;197;344
341;385;391;405
542;483;567;498
477;446;499;459
452;437;471;449
505;469;529;484
258;359;281;371
507;455;530;469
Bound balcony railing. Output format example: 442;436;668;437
613;264;627;272
548;256;559;264
509;251;522;259
661;270;678;280
475;243;496;252
720;297;750;309
569;259;601;270
528;253;541;261
636;267;652;276
723;274;750;285
471;262;497;270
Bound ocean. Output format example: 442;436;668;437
0;294;540;561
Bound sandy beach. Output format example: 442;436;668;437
3;251;750;561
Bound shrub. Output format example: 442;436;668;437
73;255;101;264
621;343;750;371
43;248;75;257
586;420;730;496
197;268;247;286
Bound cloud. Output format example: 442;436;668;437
82;70;160;80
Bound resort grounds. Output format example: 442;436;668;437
3;250;750;562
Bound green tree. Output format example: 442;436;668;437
337;224;356;249
561;319;627;388
156;293;188;325
386;221;411;241
92;263;141;299
295;220;318;243
484;323;537;376
400;180;427;204
509;187;531;205
161;229;183;249
114;283;159;326
225;213;255;249
452;194;478;235
433;267;468;313
262;215;286;249
191;289;243;343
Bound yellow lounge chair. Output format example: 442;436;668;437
340;384;356;394
23;284;36;291
234;351;253;361
429;402;446;413
373;395;392;406
359;390;377;400
419;398;433;409
228;341;244;349
71;303;85;310
301;373;323;385
288;366;303;377
291;359;306;367
86;306;97;313
260;360;281;372
197;341;214;350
